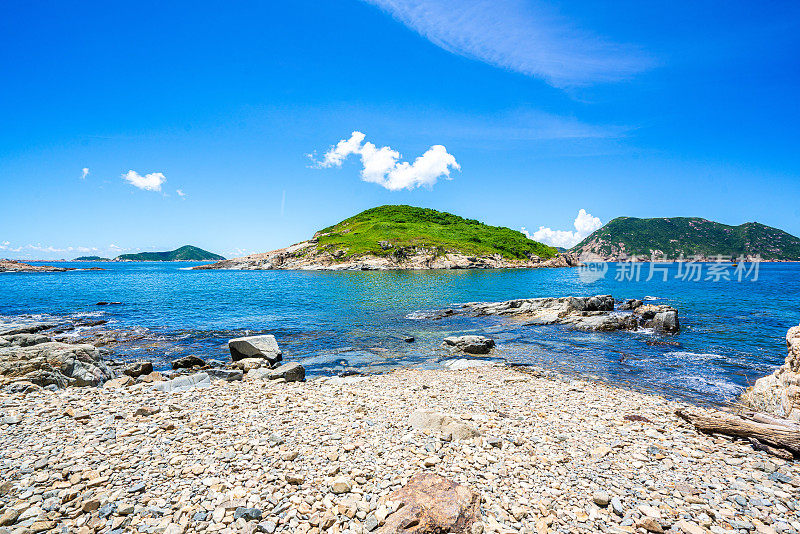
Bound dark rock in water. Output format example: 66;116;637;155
617;299;643;311
171;355;206;370
269;362;305;382
404;336;415;343
583;295;615;312
95;302;122;306
234;507;262;521
207;368;243;382
338;368;362;377
645;339;681;347
443;335;495;355
123;361;153;378
228;335;282;364
377;472;481;534
76;319;109;327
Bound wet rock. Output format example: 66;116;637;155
377;472;481;534
171;355;206;370
651;310;680;334
442;335;495;355
268;362;305;382
228;335;282;364
617;299;643;311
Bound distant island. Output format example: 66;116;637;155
114;245;225;262
74;256;112;262
572;217;800;261
196;205;573;271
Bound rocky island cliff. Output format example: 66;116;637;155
195;205;576;271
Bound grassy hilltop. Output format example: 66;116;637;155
572;217;800;260
314;205;558;261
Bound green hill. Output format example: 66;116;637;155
571;217;800;260
73;256;111;261
115;245;224;262
314;205;558;261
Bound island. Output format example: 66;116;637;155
571;216;800;261
195;205;575;270
113;245;224;262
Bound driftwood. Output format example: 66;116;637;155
676;409;800;457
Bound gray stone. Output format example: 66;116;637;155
234;507;262;521
268;362;305;382
442;335;495;355
0;341;114;388
364;513;379;531
153;373;211;393
247;367;272;380
206;369;243;382
652;310;680;334
258;520;277;533
123;361;153;378
593;491;610;507
611;496;624;516
228;335;282;364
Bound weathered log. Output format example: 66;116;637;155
676;409;800;456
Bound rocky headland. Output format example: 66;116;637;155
193;241;577;271
742;324;800;421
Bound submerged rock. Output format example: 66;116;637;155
228;335;282;364
443;335;495;355
377;472;481;534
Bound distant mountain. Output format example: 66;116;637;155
115;245;225;262
196;205;567;271
74;256;111;261
571;217;800;261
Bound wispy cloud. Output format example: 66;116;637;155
363;0;651;87
80;167;89;180
522;209;603;248
311;131;460;191
176;189;186;198
123;170;166;192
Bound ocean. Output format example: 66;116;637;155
2;261;799;405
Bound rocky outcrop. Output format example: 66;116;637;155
228;335;282;364
442;335;495;355
377;472;481;534
0;260;72;272
267;362;306;382
193;241;576;271
457;295;680;334
742;323;800;421
0;339;114;388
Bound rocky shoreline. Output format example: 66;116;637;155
2;362;800;534
192;241;578;271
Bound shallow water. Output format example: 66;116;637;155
2;262;799;404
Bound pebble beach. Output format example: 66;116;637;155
2;365;799;534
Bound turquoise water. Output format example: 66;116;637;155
2;262;799;404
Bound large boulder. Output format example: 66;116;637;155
377;472;481;533
742;324;800;421
171;355;206;370
409;408;480;441
0;341;114;388
442;335;495;355
651;310;680;334
228;335;282;364
123;361;153;378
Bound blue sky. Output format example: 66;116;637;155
1;0;799;259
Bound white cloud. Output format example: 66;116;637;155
123;170;166;192
176;189;186;197
363;0;650;88
522;209;603;249
313;131;460;191
80;167;89;180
